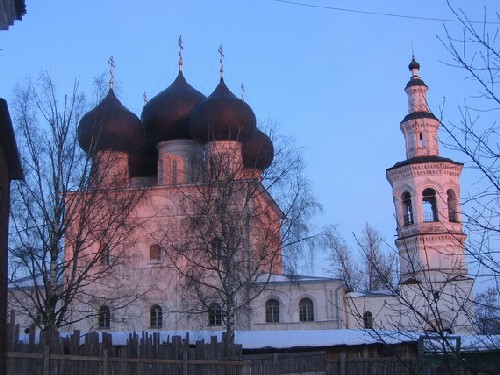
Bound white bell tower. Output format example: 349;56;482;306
386;57;468;284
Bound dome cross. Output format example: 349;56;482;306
108;56;115;90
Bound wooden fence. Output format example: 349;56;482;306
7;311;496;375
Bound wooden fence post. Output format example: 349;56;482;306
43;344;50;375
272;353;279;375
102;349;108;375
183;332;189;375
340;351;346;375
242;361;252;375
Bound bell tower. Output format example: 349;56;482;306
386;57;468;284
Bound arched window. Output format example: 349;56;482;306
265;299;280;323
172;159;178;185
363;311;373;329
36;313;46;327
98;305;110;329
418;132;425;148
99;242;109;265
211;237;223;259
422;188;438;222
401;191;414;225
208;303;222;326
150;244;161;261
299;298;314;322
150;304;162;328
447;189;458;222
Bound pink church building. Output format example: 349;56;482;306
11;54;475;335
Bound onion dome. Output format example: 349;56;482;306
406;56;427;89
242;129;274;170
141;71;205;144
129;136;158;178
78;89;144;154
408;56;420;71
189;78;257;144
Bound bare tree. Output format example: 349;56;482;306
159;129;321;348
8;72;145;332
324;223;396;292
439;3;500;288
357;223;397;291
475;286;500;334
324;225;362;292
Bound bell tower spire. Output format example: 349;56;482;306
401;56;440;159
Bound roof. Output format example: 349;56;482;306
388;155;462;170
0;0;25;30
9;272;63;290
254;273;342;285
347;289;396;298
0;98;23;180
400;111;437;123
405;78;428;89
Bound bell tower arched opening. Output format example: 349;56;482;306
401;191;414;225
422;188;438;222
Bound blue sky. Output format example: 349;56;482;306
1;1;497;275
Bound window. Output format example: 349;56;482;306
150;304;162;328
299;298;314;322
402;191;414;225
150;244;161;261
432;290;440;301
158;159;163;185
447;189;458;222
422;188;438;222
419;132;424;148
36;313;46;327
172;159;178;185
211;237;223;259
208;303;222;326
363;311;373;329
98;305;111;329
265;299;280;323
99;242;110;265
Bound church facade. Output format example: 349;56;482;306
10;54;474;335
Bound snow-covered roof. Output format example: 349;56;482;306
9;272;63;290
347;289;396;298
255;273;342;285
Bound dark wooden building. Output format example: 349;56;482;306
0;98;22;375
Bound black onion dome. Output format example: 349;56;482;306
408;56;420;71
405;57;427;89
142;71;206;143
189;78;257;144
243;129;274;170
78;89;144;154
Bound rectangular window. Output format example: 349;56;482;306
208;304;222;326
150;244;161;261
172;159;178;185
99;243;110;265
265;300;280;323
